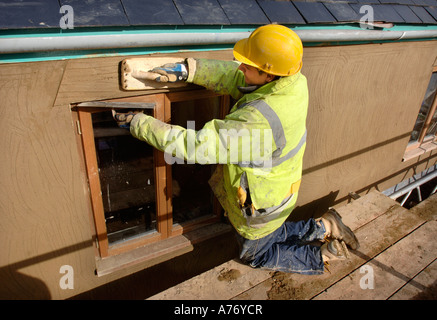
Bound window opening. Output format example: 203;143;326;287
409;72;437;144
170;96;220;226
76;91;229;259
92;110;156;245
404;70;437;161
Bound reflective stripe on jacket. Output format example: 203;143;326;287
131;58;309;240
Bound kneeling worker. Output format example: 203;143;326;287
115;24;359;275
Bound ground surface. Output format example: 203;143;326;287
148;191;437;300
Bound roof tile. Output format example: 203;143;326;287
0;0;60;29
173;0;230;25
1;0;437;30
218;0;270;25
350;3;405;23
409;5;437;23
324;2;361;22
392;4;422;23
121;0;183;25
257;0;306;24
293;1;337;23
59;0;129;27
424;6;437;20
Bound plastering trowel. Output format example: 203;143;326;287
120;57;188;91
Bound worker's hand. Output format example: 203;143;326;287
112;110;142;128
149;63;188;83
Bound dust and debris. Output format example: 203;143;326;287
267;271;304;300
217;268;241;283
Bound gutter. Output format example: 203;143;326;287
297;28;437;42
0;32;250;54
1;28;437;54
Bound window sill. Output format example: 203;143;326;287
95;222;232;276
403;140;437;162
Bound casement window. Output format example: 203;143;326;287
404;68;437;161
74;90;230;274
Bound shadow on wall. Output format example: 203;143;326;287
0;239;93;300
290;191;340;222
0;270;51;299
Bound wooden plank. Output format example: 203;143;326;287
148;192;424;300
409;192;437;221
389;259;437;300
334;190;402;230
147;258;272;300
313;221;437;300
232;195;425;300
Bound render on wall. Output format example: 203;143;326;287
0;40;437;299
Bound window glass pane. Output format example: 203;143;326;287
92;110;156;244
170;97;220;224
424;108;437;137
410;72;437;142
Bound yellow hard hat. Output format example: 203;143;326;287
233;24;303;77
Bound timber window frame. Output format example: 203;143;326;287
403;66;437;161
75;90;230;267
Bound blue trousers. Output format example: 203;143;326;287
235;219;326;275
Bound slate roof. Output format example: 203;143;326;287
1;0;437;30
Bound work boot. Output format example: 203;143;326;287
321;239;350;261
317;208;360;250
321;239;350;273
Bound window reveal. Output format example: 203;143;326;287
171;96;220;225
76;91;229;258
409;72;437;143
404;69;437;161
92;110;157;244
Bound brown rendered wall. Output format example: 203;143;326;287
0;41;436;299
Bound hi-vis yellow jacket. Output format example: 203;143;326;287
130;58;309;240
